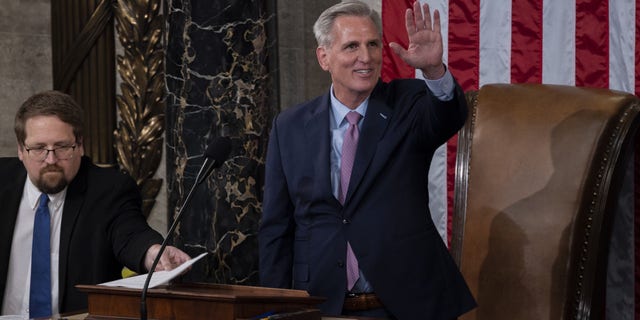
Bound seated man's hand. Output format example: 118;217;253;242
144;244;191;272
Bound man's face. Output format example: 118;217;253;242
18;115;84;194
316;15;382;108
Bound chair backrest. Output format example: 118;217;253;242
451;83;640;320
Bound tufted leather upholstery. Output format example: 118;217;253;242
451;84;640;320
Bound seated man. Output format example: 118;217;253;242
0;90;190;318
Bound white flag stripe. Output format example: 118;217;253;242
542;0;576;85
609;0;636;93
418;0;451;244
428;144;449;243
479;0;512;86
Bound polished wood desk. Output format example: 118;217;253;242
76;282;324;319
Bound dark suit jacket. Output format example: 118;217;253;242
259;79;476;319
0;156;163;313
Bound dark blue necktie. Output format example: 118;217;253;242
29;193;52;318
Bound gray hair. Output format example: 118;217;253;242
313;0;383;47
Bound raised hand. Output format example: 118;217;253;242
389;1;445;79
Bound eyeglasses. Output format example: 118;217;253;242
24;144;77;161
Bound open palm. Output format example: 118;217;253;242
389;2;445;79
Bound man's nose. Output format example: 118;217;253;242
43;150;58;164
358;47;372;62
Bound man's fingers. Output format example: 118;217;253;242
431;6;441;34
405;8;416;34
420;2;431;30
159;247;191;271
408;2;441;35
145;245;192;272
412;1;425;30
389;42;406;59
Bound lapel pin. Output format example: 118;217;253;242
379;113;387;120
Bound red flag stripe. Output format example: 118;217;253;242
447;0;480;91
381;0;414;82
447;0;480;246
575;0;609;88
511;0;543;83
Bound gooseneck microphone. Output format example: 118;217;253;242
140;136;232;320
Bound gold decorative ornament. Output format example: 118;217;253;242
113;0;165;217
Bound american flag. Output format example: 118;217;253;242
380;0;639;318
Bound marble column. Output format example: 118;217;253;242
165;0;277;285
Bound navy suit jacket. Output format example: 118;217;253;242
0;156;163;314
259;79;476;319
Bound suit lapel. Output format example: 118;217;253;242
0;161;26;301
304;93;336;203
58;157;88;306
345;98;392;204
0;168;24;253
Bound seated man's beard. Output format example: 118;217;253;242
37;165;68;194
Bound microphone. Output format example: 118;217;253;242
194;136;233;186
140;136;232;320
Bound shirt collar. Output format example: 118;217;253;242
329;84;368;127
25;177;67;211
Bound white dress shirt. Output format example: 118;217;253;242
2;178;65;317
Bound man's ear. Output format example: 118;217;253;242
17;143;24;161
77;137;85;156
316;46;329;71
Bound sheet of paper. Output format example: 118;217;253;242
99;252;207;289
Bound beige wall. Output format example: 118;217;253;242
0;0;52;157
357;0;381;14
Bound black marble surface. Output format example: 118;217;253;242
164;0;277;285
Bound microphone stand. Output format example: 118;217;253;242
139;163;212;320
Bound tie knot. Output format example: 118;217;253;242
345;111;362;125
38;193;49;208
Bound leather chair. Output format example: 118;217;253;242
451;84;640;320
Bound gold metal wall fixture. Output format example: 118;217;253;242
113;0;165;218
51;0;117;166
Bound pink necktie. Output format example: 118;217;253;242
340;111;361;290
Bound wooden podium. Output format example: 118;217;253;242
76;282;325;319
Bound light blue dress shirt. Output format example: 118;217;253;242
328;70;456;293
